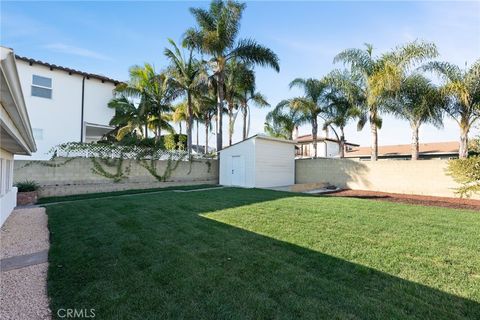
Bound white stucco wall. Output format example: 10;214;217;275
0;149;16;226
255;138;295;188
15;61;116;160
83;78;115;125
219;138;256;187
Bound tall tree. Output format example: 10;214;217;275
107;96;145;140
322;75;362;158
165;39;205;158
237;66;269;140
224;59;245;146
117;64;176;140
423;59;480;158
265;101;307;140
387;74;444;160
283;78;329;158
196;90;218;153
185;0;279;151
334;41;438;160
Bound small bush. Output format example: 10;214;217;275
447;156;480;198
16;180;40;192
164;134;176;150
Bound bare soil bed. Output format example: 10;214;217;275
325;189;480;211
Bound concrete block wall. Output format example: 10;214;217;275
14;158;218;197
295;158;479;200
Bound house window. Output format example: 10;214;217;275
32;75;52;99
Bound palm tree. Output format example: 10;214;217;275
423;59;480;158
334;41;438;160
386;74;444;160
237;66;269;140
173;101;192;136
196;91;218;153
265;101;306;140
185;0;280;151
165;39;206;158
107;96;145;140
224;59;245;146
282;78;329;158
115;64;176;140
322;81;362;158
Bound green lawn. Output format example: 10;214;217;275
46;188;480;319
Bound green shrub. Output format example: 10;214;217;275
447;156;480;198
16;180;40;192
164;134;176;150
177;135;187;151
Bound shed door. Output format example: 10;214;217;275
231;156;245;186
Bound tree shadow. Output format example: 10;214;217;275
47;187;479;320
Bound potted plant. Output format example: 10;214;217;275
15;180;40;206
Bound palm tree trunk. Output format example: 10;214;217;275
145;123;148;139
411;121;420;160
179;122;182;134
157;110;162;142
196;119;199;152
370;113;378;161
293;126;299;140
459;122;469;159
205;117;209;154
339;127;345;158
216;72;225;152
228;102;234;146
242;103;248;140
312;118;318;158
187;92;193;158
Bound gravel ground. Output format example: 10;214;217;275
0;207;49;259
1;207;51;319
0;263;51;320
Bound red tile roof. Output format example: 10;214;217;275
15;55;121;85
344;141;459;158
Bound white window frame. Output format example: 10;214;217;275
31;75;52;99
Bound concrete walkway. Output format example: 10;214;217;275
0;207;51;320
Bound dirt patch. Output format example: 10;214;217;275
324;189;480;211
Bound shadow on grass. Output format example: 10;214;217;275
46;187;479;320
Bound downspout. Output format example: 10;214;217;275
80;76;86;142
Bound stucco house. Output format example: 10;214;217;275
1;47;36;225
14;55;121;160
295;134;359;158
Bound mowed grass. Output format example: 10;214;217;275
46;188;480;319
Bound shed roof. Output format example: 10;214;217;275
218;134;296;152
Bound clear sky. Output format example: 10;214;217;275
2;1;479;147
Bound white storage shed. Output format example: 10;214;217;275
218;134;295;188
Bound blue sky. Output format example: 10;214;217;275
2;1;479;146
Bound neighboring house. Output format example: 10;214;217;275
295;134;359;158
14;55;121;160
344;141;459;160
1;47;36;226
